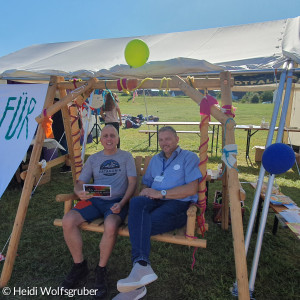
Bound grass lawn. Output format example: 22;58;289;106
1;95;299;300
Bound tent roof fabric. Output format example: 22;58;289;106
0;16;299;80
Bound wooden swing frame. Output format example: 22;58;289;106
0;73;250;299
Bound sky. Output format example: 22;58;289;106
0;0;300;58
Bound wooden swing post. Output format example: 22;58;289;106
56;76;81;213
173;73;249;299
221;81;230;230
197;110;209;232
0;76;58;288
57;77;76;184
220;71;250;300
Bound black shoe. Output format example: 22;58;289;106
61;260;89;289
60;164;71;173
94;265;108;299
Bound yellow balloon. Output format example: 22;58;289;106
124;39;149;68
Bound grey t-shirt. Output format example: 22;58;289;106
79;149;136;200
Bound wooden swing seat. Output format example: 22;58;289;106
54;156;207;248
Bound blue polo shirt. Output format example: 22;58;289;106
142;146;202;202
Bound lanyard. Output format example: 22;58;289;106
161;149;182;176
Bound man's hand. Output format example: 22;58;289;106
74;180;93;201
76;190;93;201
110;202;122;214
139;188;161;199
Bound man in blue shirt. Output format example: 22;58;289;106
115;126;202;299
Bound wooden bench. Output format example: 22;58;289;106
54;156;207;248
250;182;297;235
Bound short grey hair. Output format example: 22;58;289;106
158;126;177;137
101;124;119;137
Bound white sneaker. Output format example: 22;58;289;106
117;263;158;293
112;286;147;300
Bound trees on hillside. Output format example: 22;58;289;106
240;90;273;103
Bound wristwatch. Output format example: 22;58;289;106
161;190;167;199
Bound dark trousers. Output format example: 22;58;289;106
128;196;190;264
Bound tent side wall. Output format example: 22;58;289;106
288;88;300;146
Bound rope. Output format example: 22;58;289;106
30;134;66;196
0;134;67;260
184;233;199;270
30;133;69;197
0;232;12;260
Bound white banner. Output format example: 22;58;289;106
0;84;48;198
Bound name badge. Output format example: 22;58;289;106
154;175;164;182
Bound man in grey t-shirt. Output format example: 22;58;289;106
61;125;137;299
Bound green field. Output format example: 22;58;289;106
1;96;299;300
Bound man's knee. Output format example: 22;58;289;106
104;215;121;236
62;210;83;230
130;196;150;210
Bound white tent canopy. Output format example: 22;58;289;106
0;17;300;80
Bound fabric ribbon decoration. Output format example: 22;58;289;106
117;78;128;92
82;102;95;112
117;78;130;94
200;95;218;119
41;109;54;138
222;144;238;169
221;105;236;118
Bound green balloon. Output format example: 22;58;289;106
124;39;149;68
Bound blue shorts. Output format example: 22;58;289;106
73;197;128;223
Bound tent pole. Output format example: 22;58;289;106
282;64;298;144
0;76;58;288
244;62;288;255
248;61;294;293
231;62;288;297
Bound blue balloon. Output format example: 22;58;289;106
262;143;295;174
